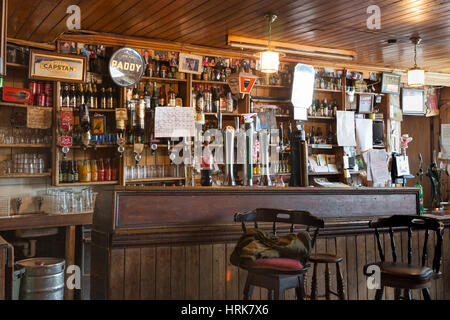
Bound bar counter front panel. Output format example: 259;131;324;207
91;186;450;300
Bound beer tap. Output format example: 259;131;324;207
223;126;236;186
259;129;272;186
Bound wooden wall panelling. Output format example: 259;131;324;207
185;245;200;299
124;247;140;299
155;246;171;299
356;234;367;301
345;235;357;300
199;244;212;300
170;246;186;299
225;242;239;300
212;243;225;300
237;265;247;300
109;248;125;299
140;246;156;300
444;229;450;300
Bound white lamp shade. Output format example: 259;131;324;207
407;68;425;86
260;51;279;73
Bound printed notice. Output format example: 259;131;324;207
337;111;356;146
155;107;195;138
355;118;373;152
441;124;450;159
27;107;52;129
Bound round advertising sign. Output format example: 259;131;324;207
109;47;145;87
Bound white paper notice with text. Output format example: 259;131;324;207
155;107;195;138
441;124;450;159
355;118;373;152
337;111;356;147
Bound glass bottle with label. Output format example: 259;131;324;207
168;85;176;107
90;159;98;182
158;86;166;106
151;82;159;109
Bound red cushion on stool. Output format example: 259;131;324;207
250;258;303;271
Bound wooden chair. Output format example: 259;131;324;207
364;215;444;300
234;208;324;300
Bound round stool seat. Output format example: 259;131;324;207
309;253;343;263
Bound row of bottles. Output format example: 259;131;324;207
308;99;339;117
60;81;118;109
126;82;182;109
59;158;118;183
307;125;336;145
192;84;235;114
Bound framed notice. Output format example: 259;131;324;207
358;94;373;114
381;73;401;95
402;88;425;115
29;50;87;82
178;53;202;74
388;94;402;121
92;115;105;134
27;107;52;129
426;88;439;117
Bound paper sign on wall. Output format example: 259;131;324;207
154;107;195;138
27;107;52;129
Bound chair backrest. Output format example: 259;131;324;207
369;215;445;273
234;208;325;249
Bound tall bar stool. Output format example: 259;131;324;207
308;253;346;300
364;215;444;300
233;208;324;300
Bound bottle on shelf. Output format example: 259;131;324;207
76;83;84;108
92;82;98;109
203;85;211;113
167;85;176;107
226;89;234;113
97;158;105;182
104;158;111;181
100;87;107;109
61;83;70;109
219;86;227;113
151;81;159;109
90;159;98;182
158;86;166;106
144;82;151;110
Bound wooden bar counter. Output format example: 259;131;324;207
91;186;450;300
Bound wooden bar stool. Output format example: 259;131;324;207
233;208;324;300
308;253;346;300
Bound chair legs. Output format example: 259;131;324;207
310;263;318;300
422;288;432;300
335;262;346;300
375;286;384;300
243;275;254;300
295;275;306;300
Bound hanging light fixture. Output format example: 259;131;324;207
407;37;425;87
260;14;279;73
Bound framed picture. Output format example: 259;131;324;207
29;50;87;82
426;87;439;117
92;115;105;135
381;72;401;94
402;88;425;114
178;53;202;74
358;94;373;114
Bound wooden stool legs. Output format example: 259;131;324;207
243;274;254;300
310;261;346;300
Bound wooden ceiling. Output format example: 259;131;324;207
7;0;450;73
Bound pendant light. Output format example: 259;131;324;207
260;14;279;73
407;37;425;87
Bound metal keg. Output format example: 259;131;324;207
16;257;65;300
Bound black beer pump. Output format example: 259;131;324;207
289;121;309;187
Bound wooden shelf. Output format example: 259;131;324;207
72;108;116;112
276;114;291;118
0;172;51;178
0;144;51;148
205;112;240;117
254;84;291;89
314;88;342;93
251;99;291;104
192;80;228;85
126;177;185;183
0;102;53;110
352;91;384;96
310;144;338;149
308;116;336;120
6;62;28;69
142;76;187;83
57;180;118;186
308;172;342;176
70;145;117;149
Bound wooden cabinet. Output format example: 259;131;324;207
0;235;12;300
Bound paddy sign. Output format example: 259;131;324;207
109;47;145;87
29;50;87;82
